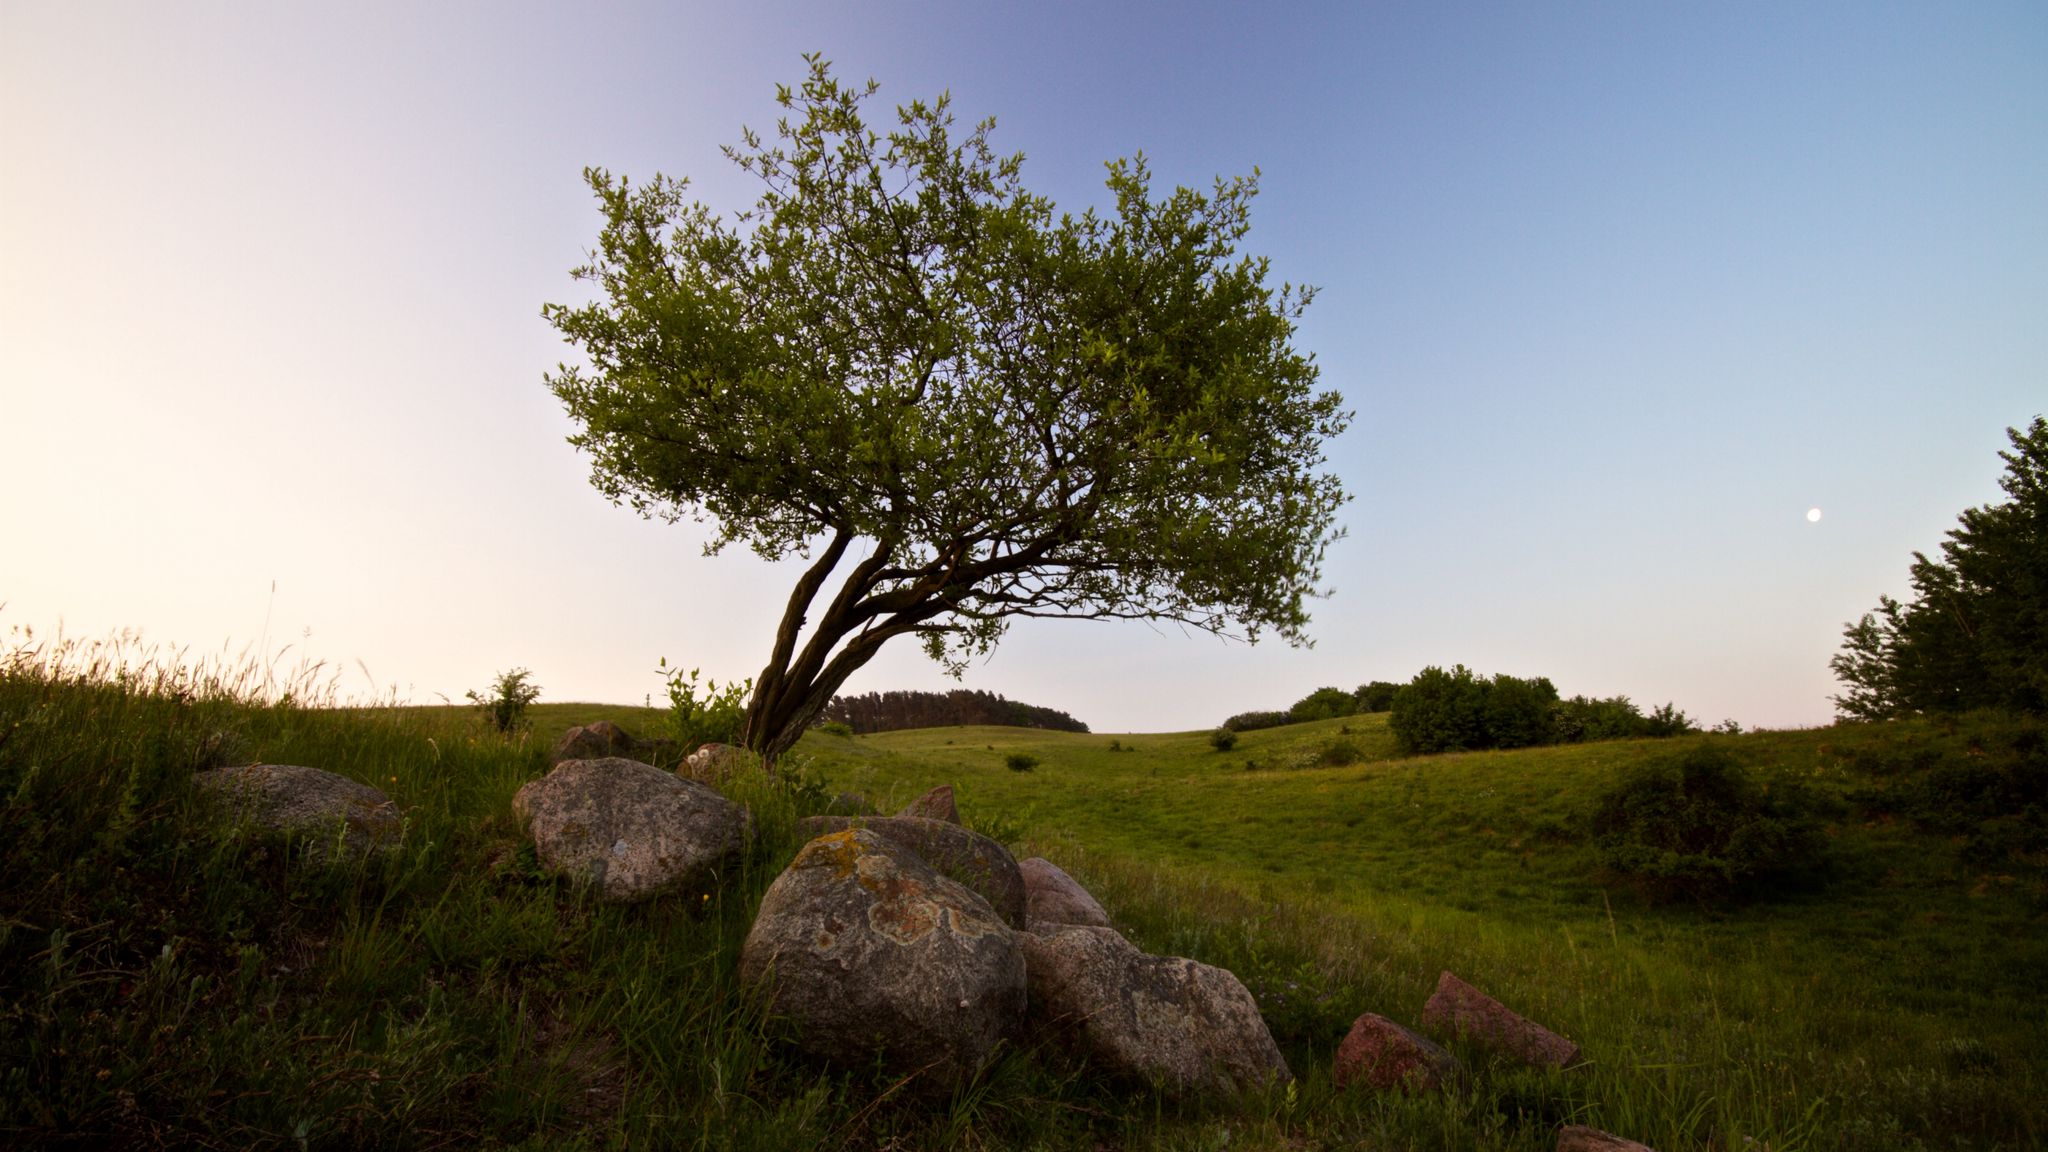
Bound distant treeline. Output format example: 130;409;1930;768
821;690;1090;735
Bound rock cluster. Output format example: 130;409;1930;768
799;815;1027;929
1019;856;1111;931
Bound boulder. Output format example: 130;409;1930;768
513;757;748;903
1019;856;1112;932
549;721;638;765
1019;924;1290;1098
1558;1125;1657;1152
1420;971;1580;1068
739;828;1025;1093
800;815;1027;929
1332;1012;1461;1093
195;764;402;862
897;784;960;823
681;742;751;783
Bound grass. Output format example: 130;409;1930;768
2;631;2042;1149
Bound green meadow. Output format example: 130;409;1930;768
2;646;2041;1150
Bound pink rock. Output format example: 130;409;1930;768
898;784;961;824
1557;1124;1656;1152
1332;1012;1461;1093
1419;971;1580;1068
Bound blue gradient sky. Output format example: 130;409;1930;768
4;2;2043;730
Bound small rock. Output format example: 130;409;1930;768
194;764;402;863
898;784;960;823
1020;924;1290;1098
827;791;874;816
1558;1125;1657;1152
681;742;751;783
1420;971;1580;1068
800;814;1026;928
550;721;638;765
1019;856;1111;932
739;828;1025;1094
1332;1012;1461;1093
514;757;748;903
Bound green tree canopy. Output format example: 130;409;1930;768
1832;416;2048;720
544;57;1350;760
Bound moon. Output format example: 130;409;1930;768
1806;507;1822;523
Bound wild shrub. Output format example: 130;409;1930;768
817;720;854;738
1209;728;1238;752
1482;673;1560;749
1844;717;2048;869
1317;739;1363;767
1222;709;1290;733
1590;743;1829;903
1004;752;1039;772
1352;680;1401;713
1287;686;1357;724
658;658;750;751
1387;665;1489;753
466;668;540;733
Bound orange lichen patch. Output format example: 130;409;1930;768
798;829;869;878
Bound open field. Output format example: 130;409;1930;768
3;657;2042;1149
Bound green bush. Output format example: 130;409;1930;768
817;720;854;738
1287;686;1357;724
1352;680;1401;713
1482;673;1560;749
1209;728;1238;752
1317;739;1363;767
466;668;540;733
1004;752;1039;772
1387;665;1489;753
1590;744;1829;903
1222;709;1290;733
658;659;751;751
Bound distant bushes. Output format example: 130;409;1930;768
822;689;1088;735
1590;744;1830;903
1221;672;1692;753
1388;665;1696;756
1841;715;2047;870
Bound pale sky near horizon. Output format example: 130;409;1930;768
3;2;2044;732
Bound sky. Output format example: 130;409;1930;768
3;1;2044;732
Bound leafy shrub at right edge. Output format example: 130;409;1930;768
1590;743;1830;903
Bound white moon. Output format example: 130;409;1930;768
1806;507;1822;523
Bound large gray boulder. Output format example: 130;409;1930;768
194;764;402;863
513;757;748;903
1019;924;1290;1098
800;815;1027;929
1019;856;1111;932
740;828;1025;1094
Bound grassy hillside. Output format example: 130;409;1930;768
3;648;2041;1149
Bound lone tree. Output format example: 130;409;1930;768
545;58;1350;761
1831;415;2048;720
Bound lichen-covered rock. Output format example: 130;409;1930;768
1420;971;1581;1068
897;784;960;823
800;815;1027;929
1332;1012;1461;1093
549;721;638;765
513;757;747;903
1019;856;1111;932
739;829;1025;1093
1558;1125;1657;1152
1019;924;1290;1098
194;764;401;862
